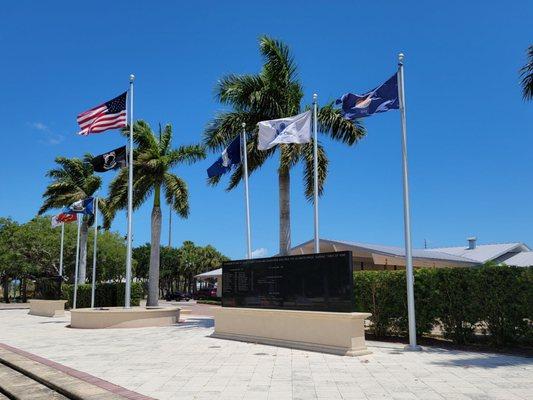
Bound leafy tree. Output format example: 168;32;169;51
0;215;133;302
160;246;181;296
107;122;205;306
39;157;106;283
0;218;20;302
132;243;151;282
203;36;365;255
0;216;78;301
520;45;533;100
132;241;229;296
86;229;128;283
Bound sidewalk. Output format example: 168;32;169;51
0;302;29;310
1;309;531;400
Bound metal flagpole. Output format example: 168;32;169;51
59;223;65;276
397;53;421;351
312;94;320;253
91;197;98;308
168;208;172;247
125;74;135;308
241;123;252;259
73;217;81;309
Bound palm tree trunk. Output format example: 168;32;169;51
78;219;89;283
147;186;162;307
279;169;291;255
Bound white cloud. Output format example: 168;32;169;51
28;122;64;145
251;248;268;258
29;122;49;131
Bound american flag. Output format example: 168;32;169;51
77;92;127;136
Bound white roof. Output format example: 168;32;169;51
500;252;533;267
195;268;221;279
329;240;476;263
195;240;531;279
429;243;529;263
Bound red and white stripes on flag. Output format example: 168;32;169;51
77;91;127;136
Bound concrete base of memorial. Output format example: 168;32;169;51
70;306;180;329
28;299;67;317
211;307;372;357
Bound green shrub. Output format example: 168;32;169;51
476;265;532;346
62;282;143;309
433;268;481;344
354;271;406;337
354;265;532;347
354;269;438;337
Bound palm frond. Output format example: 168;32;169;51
302;140;328;201
216;74;265;110
121;120;158;150
226;133;275;190
203;111;256;151
279;143;301;174
167;144;206;167
39;156;101;215
163;173;189;218
520;45;533;100
259;35;298;85
318;103;366;145
159;124;172;155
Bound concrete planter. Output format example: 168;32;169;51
212;307;372;356
28;300;67;317
70;306;180;329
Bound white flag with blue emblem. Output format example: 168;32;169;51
257;110;312;150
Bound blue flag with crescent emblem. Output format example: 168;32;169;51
64;197;94;215
336;73;399;120
207;135;241;178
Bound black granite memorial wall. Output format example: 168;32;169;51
221;251;354;312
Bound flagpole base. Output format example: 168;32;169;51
403;344;423;352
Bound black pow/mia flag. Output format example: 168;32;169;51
91;146;127;173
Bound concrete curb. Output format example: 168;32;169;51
0;344;154;400
0;362;69;399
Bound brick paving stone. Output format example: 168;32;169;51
0;310;532;400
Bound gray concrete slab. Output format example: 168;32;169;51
0;309;532;400
0;362;68;399
0;347;127;399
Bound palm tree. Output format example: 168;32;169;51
203;36;365;255
39;157;105;283
107;121;205;306
520;45;533;100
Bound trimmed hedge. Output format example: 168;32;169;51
62;282;143;309
354;265;532;347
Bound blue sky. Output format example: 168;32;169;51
1;1;532;259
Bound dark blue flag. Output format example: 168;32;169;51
336;73;399;120
64;197;94;215
207;135;242;178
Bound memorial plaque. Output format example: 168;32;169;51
222;251;354;312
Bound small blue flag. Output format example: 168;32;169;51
207;135;241;178
336;73;399;120
64;197;94;215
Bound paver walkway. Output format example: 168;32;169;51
0;309;531;400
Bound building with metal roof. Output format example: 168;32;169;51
289;238;530;270
195;237;532;281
